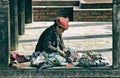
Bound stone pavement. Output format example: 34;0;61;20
18;22;112;65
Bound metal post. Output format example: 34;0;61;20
25;0;32;23
18;0;25;35
10;0;18;51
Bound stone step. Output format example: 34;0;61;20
82;0;112;3
79;0;112;9
32;0;112;22
33;0;112;9
33;1;79;6
79;2;112;9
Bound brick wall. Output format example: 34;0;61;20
33;7;112;22
33;6;73;21
74;9;112;21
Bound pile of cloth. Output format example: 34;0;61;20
9;47;110;69
77;51;110;68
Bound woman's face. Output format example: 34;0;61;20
56;26;65;34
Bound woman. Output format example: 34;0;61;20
34;17;69;65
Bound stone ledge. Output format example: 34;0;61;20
80;3;112;9
33;6;74;8
33;1;79;6
74;6;112;10
81;0;112;3
1;66;120;78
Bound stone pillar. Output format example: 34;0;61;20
18;0;25;35
0;0;10;68
10;0;18;51
112;0;120;68
25;0;32;23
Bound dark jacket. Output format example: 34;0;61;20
35;25;66;53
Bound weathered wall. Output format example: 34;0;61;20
0;0;10;68
0;68;120;78
74;9;112;21
112;0;120;68
33;6;112;22
32;1;112;22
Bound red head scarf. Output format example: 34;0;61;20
54;17;69;30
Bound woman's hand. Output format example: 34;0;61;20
57;49;66;57
63;49;67;53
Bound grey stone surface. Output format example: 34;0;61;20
18;22;112;65
0;7;10;68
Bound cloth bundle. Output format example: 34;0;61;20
77;51;109;68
